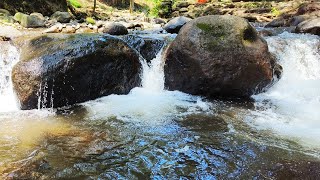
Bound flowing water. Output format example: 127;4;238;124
0;33;320;179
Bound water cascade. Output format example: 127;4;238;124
83;43;212;125
0;41;19;112
249;33;320;146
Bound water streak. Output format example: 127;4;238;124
0;41;19;112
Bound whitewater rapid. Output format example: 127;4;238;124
249;32;320;146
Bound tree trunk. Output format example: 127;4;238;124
129;0;134;13
93;0;97;13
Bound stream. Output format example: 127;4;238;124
0;32;319;179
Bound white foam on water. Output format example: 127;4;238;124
0;41;20;112
249;33;320;147
83;47;213;125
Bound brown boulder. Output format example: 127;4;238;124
164;15;281;98
12;34;141;110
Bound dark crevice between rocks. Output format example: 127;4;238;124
0;36;10;41
243;26;258;42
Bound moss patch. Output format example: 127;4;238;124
196;23;227;37
196;23;212;33
196;22;230;51
86;17;95;24
68;0;82;8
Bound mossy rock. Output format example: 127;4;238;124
164;15;282;98
14;12;45;28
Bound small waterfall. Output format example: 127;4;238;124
249;32;320;146
83;39;211;124
0;41;19;112
140;47;165;91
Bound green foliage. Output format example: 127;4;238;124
86;17;95;24
243;2;259;9
69;0;82;8
147;0;161;17
271;7;281;17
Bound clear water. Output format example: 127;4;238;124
0;33;320;179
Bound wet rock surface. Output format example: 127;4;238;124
122;35;165;62
164;15;281;98
12;34;141;109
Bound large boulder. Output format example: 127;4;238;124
0;0;67;17
164;15;281;98
12;34;141;110
296;18;320;36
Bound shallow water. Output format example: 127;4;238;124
0;33;320;179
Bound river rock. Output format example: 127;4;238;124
265;17;286;28
163;16;192;33
0;9;10;16
14;12;45;28
296;2;320;16
296;18;320;36
43;23;63;33
51;11;72;23
12;34;141;110
0;9;14;23
122;35;165;62
61;25;76;33
103;22;128;35
0;0;68;16
164;15;281;98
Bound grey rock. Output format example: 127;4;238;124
51;11;72;23
103;22;128;35
163;16;192;33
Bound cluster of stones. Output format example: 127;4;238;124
265;2;320;36
0;9;169;35
162;0;302;23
